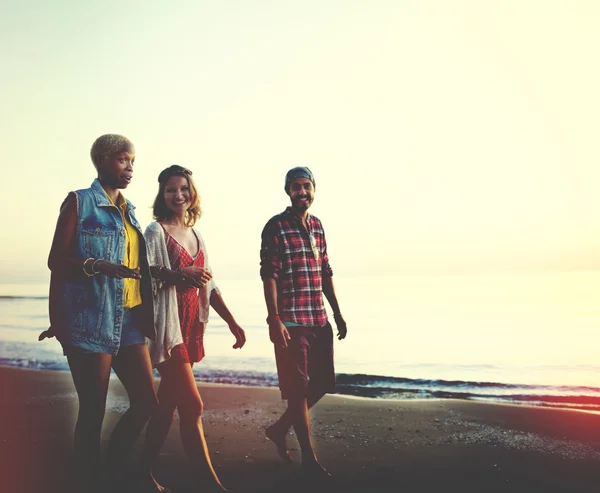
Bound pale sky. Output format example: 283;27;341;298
1;1;600;282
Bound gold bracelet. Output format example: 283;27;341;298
91;259;102;274
83;258;96;277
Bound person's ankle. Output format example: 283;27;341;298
266;422;284;435
301;454;319;466
302;459;331;478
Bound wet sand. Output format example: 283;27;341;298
1;366;600;492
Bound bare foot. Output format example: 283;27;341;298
192;480;232;493
265;424;293;463
302;461;331;480
133;472;171;492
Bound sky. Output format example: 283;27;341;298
1;0;600;282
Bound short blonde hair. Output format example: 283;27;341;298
90;134;134;168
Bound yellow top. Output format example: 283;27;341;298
104;190;142;309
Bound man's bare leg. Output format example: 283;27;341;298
266;386;326;465
288;395;330;477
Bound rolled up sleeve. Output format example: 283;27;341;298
321;233;333;277
260;222;282;280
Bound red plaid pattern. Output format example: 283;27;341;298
260;207;333;327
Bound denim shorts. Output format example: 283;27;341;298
62;307;145;355
119;307;146;347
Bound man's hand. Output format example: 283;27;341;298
333;313;347;340
269;320;291;348
229;322;246;349
181;266;212;287
94;260;141;280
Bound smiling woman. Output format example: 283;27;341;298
152;164;201;226
140;164;246;491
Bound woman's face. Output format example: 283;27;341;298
98;146;135;189
163;175;192;215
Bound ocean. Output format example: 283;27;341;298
2;272;600;411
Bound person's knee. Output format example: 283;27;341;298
129;392;159;421
144;393;160;416
190;394;204;417
287;395;309;413
307;381;329;401
179;395;204;421
148;393;160;414
76;412;105;434
78;399;107;426
155;397;177;417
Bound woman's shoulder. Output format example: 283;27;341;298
72;181;101;199
145;221;162;231
144;221;165;236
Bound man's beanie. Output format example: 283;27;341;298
284;166;316;194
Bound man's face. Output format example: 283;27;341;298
288;177;314;211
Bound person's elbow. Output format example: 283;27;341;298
260;264;280;281
47;253;65;273
261;275;277;288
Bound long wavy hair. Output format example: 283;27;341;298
152;165;202;227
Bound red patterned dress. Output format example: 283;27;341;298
163;227;206;363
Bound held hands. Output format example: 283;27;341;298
180;266;213;288
94;260;141;280
229;322;247;349
269;319;291;349
333;312;348;340
161;267;202;289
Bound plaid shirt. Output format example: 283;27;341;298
260;207;333;327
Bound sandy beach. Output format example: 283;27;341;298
2;366;600;493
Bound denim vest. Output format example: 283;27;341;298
57;179;155;354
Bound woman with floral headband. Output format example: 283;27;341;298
141;164;246;492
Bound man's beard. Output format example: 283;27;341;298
293;196;311;209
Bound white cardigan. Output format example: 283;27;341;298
144;221;218;366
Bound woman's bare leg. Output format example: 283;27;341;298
66;350;113;492
105;343;159;477
164;360;229;491
141;360;179;492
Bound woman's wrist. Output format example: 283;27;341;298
91;259;103;274
82;258;96;277
150;265;163;279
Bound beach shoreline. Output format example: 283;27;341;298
2;366;600;492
